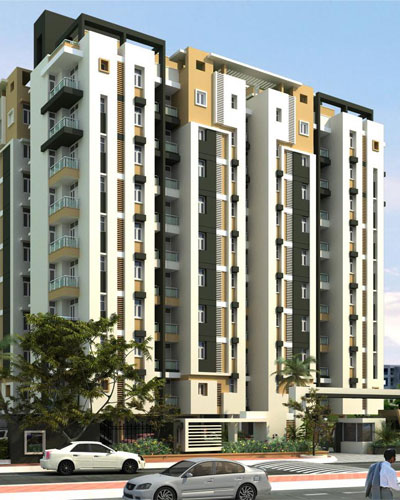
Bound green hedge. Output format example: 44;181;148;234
222;438;313;454
0;439;9;459
114;438;172;455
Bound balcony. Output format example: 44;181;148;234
49;196;79;224
165;395;179;406
320;273;330;290
320;179;331;198
154;286;179;306
320;242;330;259
49;275;79;300
49;235;79;263
319;148;331;167
165;214;180;235
155;102;180;129
166;324;179;334
155;359;180;372
320;211;330;229
41;77;83;115
320;304;329;321
155;139;180;165
166;251;180;271
320;336;329;353
49;156;79;187
41;117;83;152
165;178;180;199
320;367;331;384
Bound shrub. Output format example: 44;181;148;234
114;438;172;455
0;439;9;459
222;438;315;454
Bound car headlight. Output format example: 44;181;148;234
136;483;152;490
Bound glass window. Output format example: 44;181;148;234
135;299;143;319
23;144;30;159
195;90;207;107
90;444;109;453
100;96;106;114
135;183;143;203
357;423;373;442
134;106;143;127
301;184;308;200
276;108;282;122
198;341;206;360
135;145;143;165
198;383;208;396
199;196;206;214
301;283;308;299
198;159;206;178
231;132;236;147
231;94;237;109
72;443;91;452
198;268;206;287
199;232;206;251
100;135;106;154
162;461;195;477
231;202;237;217
191;461;214;477
198;305;206;323
23;174;30;194
100;215;106;232
231;237;237;253
23;242;30;262
23;277;30;297
23;208;30;228
301;217;308;233
301;249;308;266
100;295;106;315
231;308;237;324
216;461;245;474
23;104;30;125
229;378;237;393
299;120;309;136
198;128;206;141
135;260;143;280
135;222;143;242
301;316;308;332
231;273;237;289
343;423;357;442
231;166;237;182
24;431;46;455
134;67;143;88
301;155;309;168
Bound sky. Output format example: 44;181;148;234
1;0;399;362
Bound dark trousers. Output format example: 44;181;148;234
381;487;393;499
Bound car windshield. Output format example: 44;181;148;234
161;461;195;477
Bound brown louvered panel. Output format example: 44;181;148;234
362;198;367;224
117;218;124;251
117;297;124;329
363;166;367;192
362;399;367;410
363;260;367;285
362;352;367;378
362;136;366;162
362;229;367;255
363;291;367;316
217;384;222;406
117;140;124;174
117;379;124;404
117;62;124;95
363;322;367;347
117;100;124;135
117;258;124;291
117;179;124;212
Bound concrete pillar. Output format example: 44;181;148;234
254;422;268;441
227;422;239;442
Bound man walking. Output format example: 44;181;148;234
366;449;400;498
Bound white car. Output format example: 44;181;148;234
40;441;145;475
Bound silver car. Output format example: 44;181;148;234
123;457;271;500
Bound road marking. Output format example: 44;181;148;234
304;494;329;496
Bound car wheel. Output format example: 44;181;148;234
57;460;74;476
236;483;257;500
154;486;177;500
122;459;138;474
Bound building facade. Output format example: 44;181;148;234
2;10;385;437
384;365;400;389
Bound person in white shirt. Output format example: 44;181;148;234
379;449;400;498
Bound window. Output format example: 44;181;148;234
100;295;106;316
100;254;106;272
276;313;281;328
24;431;46;456
349;166;354;180
301;249;309;266
100;135;106;154
7;109;14;127
276;145;280;158
23;104;30;125
350;228;354;243
196;60;205;71
300;94;308;104
198;196;206;214
231;166;237;182
134;67;143;88
192;462;214;477
134;106;143;127
301;283;308;299
135;260;143;280
134;183;143;203
350;195;354;211
23;174;30;194
350;322;354;336
10;81;14;92
198;128;206;141
134;299;143;319
301;155;309;167
276;177;281;192
23;208;30;228
198;268;206;287
198;232;206;251
231;237;237;253
301;217;309;233
350;258;354;274
98;58;109;73
23;276;30;297
276;245;281;260
198;305;206;323
276;211;281;226
231;94;238;109
134;334;143;357
198;383;208;395
276;279;281;294
49;264;56;282
372;140;380;152
301;316;309;332
299;120;309;136
198;341;206;360
350;131;355;149
100;215;106;232
276;108;282;122
134;222;143;242
198;159;206;177
301;183;308;200
71;443;91;453
23;144;30;159
231;202;237;217
231;273;237;288
100;176;106;194
100;96;107;114
350;355;354;368
134;145;143;165
23;242;30;262
229;378;237;393
231;131;236;147
231;308;237;324
195;89;207;107
216;461;245;475
350;291;354;305
231;343;237;359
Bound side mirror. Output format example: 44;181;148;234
184;472;193;479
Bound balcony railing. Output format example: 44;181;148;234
320;148;329;158
165;105;178;118
320;367;329;377
49;77;79;100
166;141;178;154
165;214;179;226
166;323;179;334
165;395;179;406
49;117;79;138
320;304;329;314
320;210;329;221
59;315;78;321
320;242;329;252
49;196;79;216
320;273;329;283
49;156;79;177
49;275;79;291
166;251;179;262
320;179;329;189
320;336;329;345
49;235;79;253
166;287;179;298
165;178;180;190
155;359;179;371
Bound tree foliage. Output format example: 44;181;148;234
271;354;316;395
0;313;163;442
284;388;336;455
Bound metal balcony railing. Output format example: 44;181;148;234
320;367;329;377
165;324;179;334
49;235;79;253
155;359;179;371
166;141;178;154
49;275;79;291
165;178;180;190
49;117;79;138
320;304;329;314
165;105;178;118
320;210;329;221
49;156;79;177
320;336;329;345
320;273;329;283
320;179;329;189
166;251;179;262
165;395;179;406
165;214;179;226
49;77;79;100
320;242;329;252
166;287;179;298
49;196;79;216
320;148;329;158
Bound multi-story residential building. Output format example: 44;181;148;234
384;365;400;389
13;9;386;445
0;68;31;398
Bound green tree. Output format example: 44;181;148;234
374;423;400;446
146;387;180;441
272;354;316;395
0;313;163;442
285;388;335;455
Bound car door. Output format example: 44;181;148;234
90;444;117;469
69;443;93;469
213;461;246;499
181;461;215;499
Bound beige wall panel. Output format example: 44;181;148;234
291;85;314;154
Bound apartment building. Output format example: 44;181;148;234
0;68;31;395
9;10;385;441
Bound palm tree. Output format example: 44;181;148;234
271;354;316;395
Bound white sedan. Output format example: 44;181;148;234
40;441;145;475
